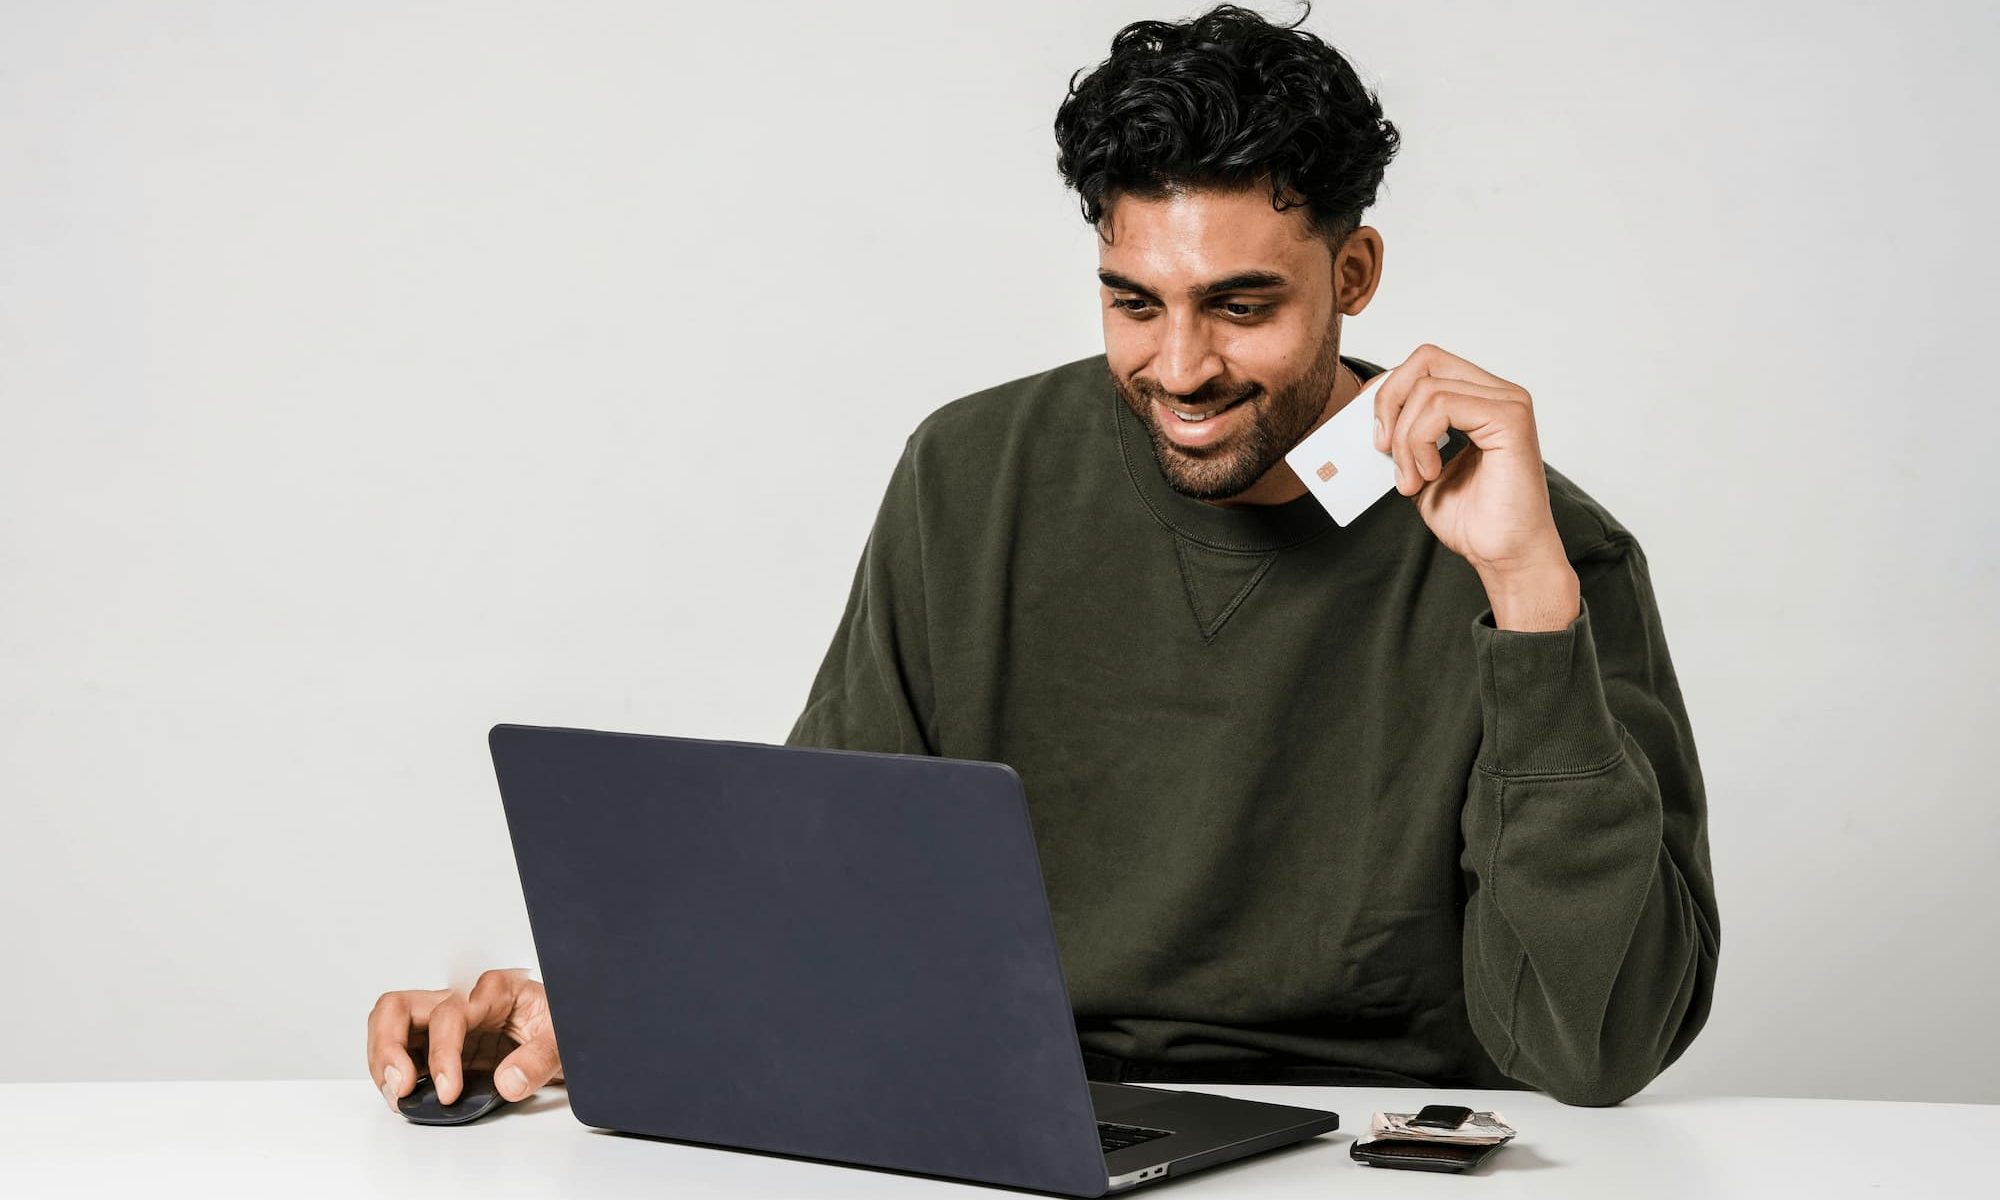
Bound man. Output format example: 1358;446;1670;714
367;2;1718;1113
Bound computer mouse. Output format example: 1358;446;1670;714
397;1069;508;1125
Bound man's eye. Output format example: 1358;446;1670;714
1108;298;1271;318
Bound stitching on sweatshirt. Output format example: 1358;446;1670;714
906;434;945;752
1174;538;1204;633
1174;537;1277;643
1502;950;1527;1074
1476;749;1626;783
1488;773;1526;1072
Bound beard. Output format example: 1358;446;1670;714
1109;315;1344;502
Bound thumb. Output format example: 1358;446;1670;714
494;1036;561;1102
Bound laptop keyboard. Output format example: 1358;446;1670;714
1099;1121;1174;1154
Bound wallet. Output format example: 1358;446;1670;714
1350;1137;1507;1173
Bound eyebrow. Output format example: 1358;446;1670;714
1096;269;1292;299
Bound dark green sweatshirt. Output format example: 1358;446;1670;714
784;352;1719;1106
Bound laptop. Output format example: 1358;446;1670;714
488;724;1342;1197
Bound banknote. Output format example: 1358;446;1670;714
1367;1110;1518;1146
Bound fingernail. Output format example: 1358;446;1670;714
384;1065;402;1093
382;1082;397;1112
500;1067;528;1098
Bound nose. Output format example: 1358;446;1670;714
1150;310;1223;398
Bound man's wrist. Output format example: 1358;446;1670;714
1478;554;1581;632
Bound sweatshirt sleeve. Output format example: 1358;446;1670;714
782;435;938;757
1458;535;1720;1106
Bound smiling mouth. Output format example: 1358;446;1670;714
1161;393;1250;423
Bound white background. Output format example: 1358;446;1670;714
2;1;1994;1104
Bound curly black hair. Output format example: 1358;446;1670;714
1053;2;1400;249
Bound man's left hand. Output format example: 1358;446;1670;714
1371;343;1580;630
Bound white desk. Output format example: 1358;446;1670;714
1;1081;1991;1199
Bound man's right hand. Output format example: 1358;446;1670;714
366;968;563;1112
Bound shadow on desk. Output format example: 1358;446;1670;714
1466;1141;1559;1174
577;1121;1344;1197
565;1104;1573;1191
494;1091;571;1120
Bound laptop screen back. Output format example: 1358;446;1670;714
489;724;1111;1198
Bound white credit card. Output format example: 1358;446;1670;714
1284;368;1449;527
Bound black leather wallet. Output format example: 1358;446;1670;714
1350;1137;1507;1173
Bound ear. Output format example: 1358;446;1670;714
1333;226;1385;316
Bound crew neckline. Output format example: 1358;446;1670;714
1114;354;1387;553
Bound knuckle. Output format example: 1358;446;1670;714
366;1000;406;1042
471;969;515;1004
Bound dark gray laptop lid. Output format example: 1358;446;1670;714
489;724;1111;1198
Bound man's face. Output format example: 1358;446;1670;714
1098;187;1378;505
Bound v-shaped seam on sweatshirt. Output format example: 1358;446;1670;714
1174;536;1279;643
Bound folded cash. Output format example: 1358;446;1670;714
1367;1110;1517;1146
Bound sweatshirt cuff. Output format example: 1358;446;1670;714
1470;594;1625;775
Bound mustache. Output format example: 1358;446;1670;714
1131;381;1259;409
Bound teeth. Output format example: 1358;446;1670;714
1166;397;1240;422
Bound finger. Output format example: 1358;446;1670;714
426;994;470;1105
1395;377;1512;491
493;1034;562;1102
1375;344;1523;451
368;990;448;1105
1391;376;1447;492
1387;373;1437;493
1404;342;1516;391
1426;385;1505;480
365;995;416;1113
1373;343;1451;456
1373;359;1415;455
432;972;532;1104
464;968;526;1032
1368;366;1398;454
1401;387;1514;490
